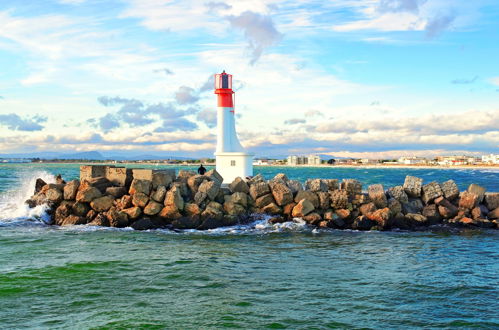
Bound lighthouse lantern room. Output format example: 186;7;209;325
214;71;253;184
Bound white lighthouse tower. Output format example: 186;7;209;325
214;71;253;184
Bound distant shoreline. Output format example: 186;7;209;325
260;164;499;170
2;161;498;170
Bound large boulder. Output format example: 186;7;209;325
271;182;293;206
46;188;63;203
116;195;132;210
287;180;303;194
35;178;47;194
132;192;149;208
151;185;167;203
164;185;184;211
198;180;220;200
129;179;152;195
367;208;391;228
459;191;478;210
282;202;296;217
249;182;270;200
224;201;246;216
341;179;362;195
387;186;409;204
106;209;129;227
152;172;173;189
230;192;248;207
330;190;348;209
172;217;202;229
122;206;142;220
421;181;443;204
41;183;65;194
54;202;73;225
324;179;339;191
187;175;208;194
63;180;80;200
194;191;208;206
403;176;423;198
359;202;376;216
229;177;249;194
335;209;351;220
402;199;423;215
368;184;387;208
352;216;375;230
159;204;182;220
205;169;223;185
184;203;202;217
305;179;328;192
143;200;163;216
291;199;314;217
76;186;102;203
201;202;224;223
262;203;282;215
198;217;224;230
131;218;156;231
303;212;322;225
471;206;485;220
61;215;87;226
422;204;441;223
317;192;330;210
105;186;127;199
247;173;264;185
488;207;499;220
72;202;90;217
441;180;459;200
405;213;428;226
90;195;114;212
87;213;109;227
273;173;289;183
467;184;486;203
294;190;319;209
484;193;499;211
435;197;458;219
84;177;112;194
387;198;402;217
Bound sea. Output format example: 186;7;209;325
0;163;498;329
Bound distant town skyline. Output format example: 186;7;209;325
0;0;498;159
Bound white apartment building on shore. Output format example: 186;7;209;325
398;156;428;165
287;154;321;166
482;154;499;164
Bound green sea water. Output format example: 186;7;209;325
0;164;498;328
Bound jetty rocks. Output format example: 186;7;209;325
25;166;499;231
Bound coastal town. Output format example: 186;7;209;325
2;153;498;167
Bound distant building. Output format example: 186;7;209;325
287;155;307;165
287;154;320;166
436;155;477;166
253;158;274;165
307;154;321;165
398;156;428;165
482;154;499;164
360;158;379;165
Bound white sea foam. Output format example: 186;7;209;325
0;170;55;225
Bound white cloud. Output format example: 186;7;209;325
489;77;499;86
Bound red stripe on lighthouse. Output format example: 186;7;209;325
215;88;234;107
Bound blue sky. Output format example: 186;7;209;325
0;0;498;159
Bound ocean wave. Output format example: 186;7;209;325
0;170;55;225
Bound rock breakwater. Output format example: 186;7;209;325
25;166;499;231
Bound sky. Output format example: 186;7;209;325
0;0;498;159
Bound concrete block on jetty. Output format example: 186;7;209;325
25;165;499;231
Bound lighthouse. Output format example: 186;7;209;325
214;71;253;184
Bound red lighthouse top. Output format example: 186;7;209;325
214;70;234;108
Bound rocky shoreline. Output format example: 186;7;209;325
25;166;499;231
